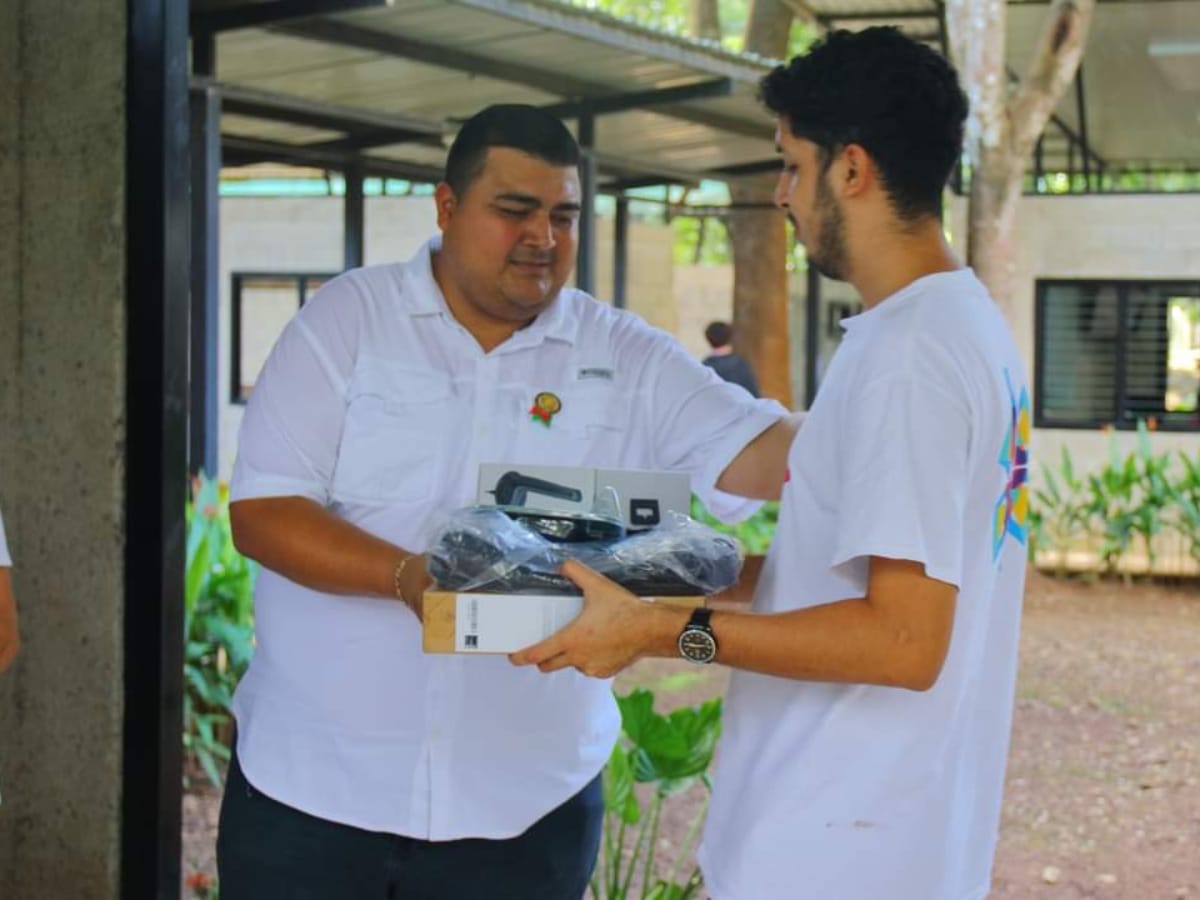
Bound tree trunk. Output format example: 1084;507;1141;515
947;0;1095;319
728;0;795;406
689;0;721;43
727;174;792;405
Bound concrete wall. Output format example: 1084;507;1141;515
216;197;674;481
0;1;127;898
673;194;1200;471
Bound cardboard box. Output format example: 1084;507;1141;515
423;591;705;654
476;463;691;532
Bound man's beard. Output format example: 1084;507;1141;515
806;175;848;282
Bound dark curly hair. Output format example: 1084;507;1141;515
760;27;968;221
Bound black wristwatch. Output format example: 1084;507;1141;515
678;608;718;665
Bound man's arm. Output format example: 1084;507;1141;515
230;497;428;611
510;556;956;690
714;412;804;500
0;568;19;674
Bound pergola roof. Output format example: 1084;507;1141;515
192;0;1200;186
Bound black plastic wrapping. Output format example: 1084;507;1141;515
427;506;743;596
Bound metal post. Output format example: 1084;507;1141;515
613;195;628;310
124;0;188;895
1074;65;1093;193
343;161;364;270
188;83;220;477
576;112;597;294
804;263;821;408
1034;135;1044;193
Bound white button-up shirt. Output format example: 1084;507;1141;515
230;238;785;839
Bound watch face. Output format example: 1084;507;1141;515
679;628;717;664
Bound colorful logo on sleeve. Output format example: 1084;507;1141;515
993;369;1031;561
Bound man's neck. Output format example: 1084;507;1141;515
709;346;734;357
847;221;961;308
431;251;531;353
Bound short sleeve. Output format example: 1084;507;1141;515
230;276;362;505
831;375;970;587
0;503;10;567
646;338;788;522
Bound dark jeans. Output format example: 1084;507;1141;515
217;751;604;900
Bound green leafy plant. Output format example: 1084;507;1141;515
184;475;257;788
690;496;778;555
1029;445;1091;574
592;689;722;900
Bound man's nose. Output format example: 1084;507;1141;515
523;213;556;249
773;173;790;210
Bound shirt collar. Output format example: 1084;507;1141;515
404;236;580;347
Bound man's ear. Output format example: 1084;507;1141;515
434;182;457;230
839;144;875;199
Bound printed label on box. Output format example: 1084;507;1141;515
454;593;584;653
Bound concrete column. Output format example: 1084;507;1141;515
0;1;128;897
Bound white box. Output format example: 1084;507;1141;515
423;590;704;654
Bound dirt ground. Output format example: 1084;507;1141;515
183;572;1200;898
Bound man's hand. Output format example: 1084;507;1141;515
509;561;681;679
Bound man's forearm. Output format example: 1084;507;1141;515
639;597;948;691
229;496;413;601
716;412;804;500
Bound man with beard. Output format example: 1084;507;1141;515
514;28;1031;900
219;103;796;898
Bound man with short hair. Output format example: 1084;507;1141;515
514;29;1031;900
702;320;760;397
219;103;796;898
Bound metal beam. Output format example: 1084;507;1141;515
277;19;772;141
711;158;781;177
540;78;732;119
221;134;444;181
820;7;939;21
448;0;772;84
208;80;445;143
191;0;392;34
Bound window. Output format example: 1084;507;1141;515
231;273;335;403
1035;280;1200;430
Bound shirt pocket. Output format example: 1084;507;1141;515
507;382;632;467
331;360;453;505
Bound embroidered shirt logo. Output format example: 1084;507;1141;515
529;391;562;427
577;367;614;382
993;369;1031;561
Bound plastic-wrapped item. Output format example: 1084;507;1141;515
427;506;743;596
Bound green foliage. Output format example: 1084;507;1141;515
592;689;722;900
184;476;257;788
691;496;778;554
1030;424;1200;577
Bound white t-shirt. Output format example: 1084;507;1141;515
699;270;1030;900
0;505;9;567
230;237;786;840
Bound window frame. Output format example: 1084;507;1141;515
229;271;336;405
1034;278;1200;432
